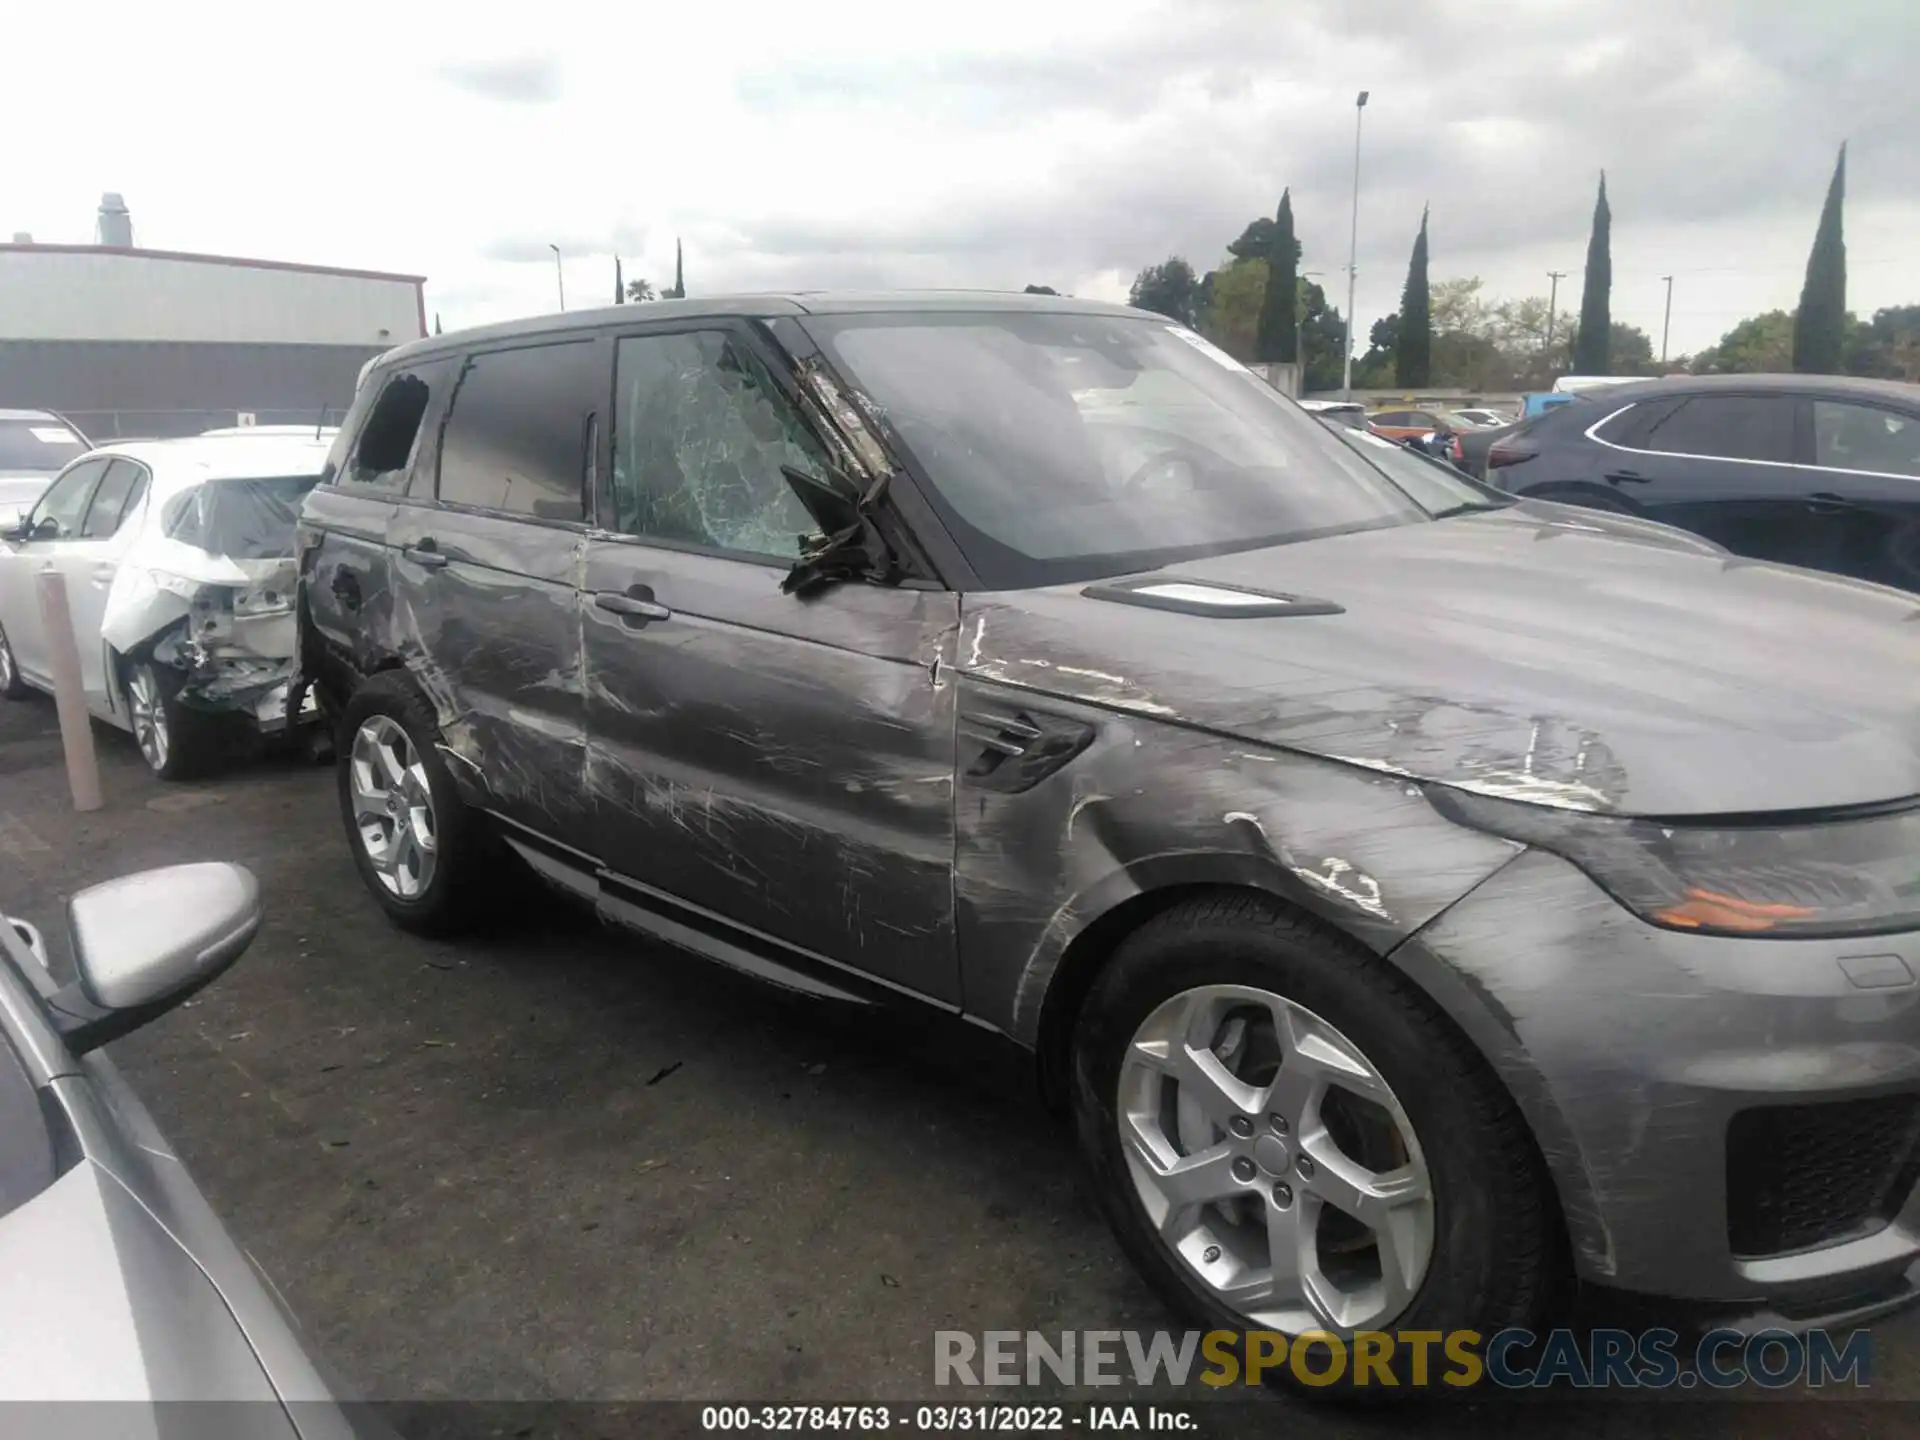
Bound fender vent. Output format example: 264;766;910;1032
960;709;1095;794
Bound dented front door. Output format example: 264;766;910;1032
582;543;962;1002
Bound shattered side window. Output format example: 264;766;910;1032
162;475;323;559
610;331;821;560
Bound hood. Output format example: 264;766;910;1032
958;503;1920;817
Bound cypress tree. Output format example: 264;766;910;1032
1573;173;1611;375
1253;190;1299;364
1793;143;1847;374
1394;206;1432;387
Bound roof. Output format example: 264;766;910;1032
376;289;1148;368
89;432;333;489
1577;372;1920;406
0;408;65;422
0;242;425;287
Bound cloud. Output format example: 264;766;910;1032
437;53;563;104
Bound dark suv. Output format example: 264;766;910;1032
297;294;1920;1379
1485;373;1920;591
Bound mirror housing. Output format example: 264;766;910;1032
47;863;262;1055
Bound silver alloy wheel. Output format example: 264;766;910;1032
126;665;170;773
349;715;437;899
1118;984;1435;1334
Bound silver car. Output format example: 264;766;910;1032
0;863;380;1437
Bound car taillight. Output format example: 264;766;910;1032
1487;436;1537;469
1449;434;1465;462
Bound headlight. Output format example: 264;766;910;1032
1428;785;1920;938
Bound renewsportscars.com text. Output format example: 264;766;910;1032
934;1327;1872;1390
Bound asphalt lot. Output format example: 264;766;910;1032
2;692;1917;1437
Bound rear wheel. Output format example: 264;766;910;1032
337;672;493;935
1071;894;1561;1393
125;661;212;780
0;623;28;700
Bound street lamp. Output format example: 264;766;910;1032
549;244;566;312
1342;90;1369;401
1660;275;1675;366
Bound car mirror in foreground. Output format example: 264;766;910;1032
46;862;262;1055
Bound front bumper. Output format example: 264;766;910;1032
1397;847;1920;1317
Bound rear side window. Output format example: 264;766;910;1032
345;359;454;487
1640;396;1795;463
437;342;595;522
79;459;148;538
1813;400;1920;477
162;476;322;559
27;458;109;537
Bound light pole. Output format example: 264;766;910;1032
549;244;566;312
1545;270;1566;356
1660;275;1675;366
1342;90;1369;401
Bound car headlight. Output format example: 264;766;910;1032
1427;785;1920;938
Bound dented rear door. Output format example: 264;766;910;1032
387;337;599;842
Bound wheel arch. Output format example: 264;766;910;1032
1030;871;1588;1283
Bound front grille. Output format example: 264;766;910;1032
1727;1095;1920;1257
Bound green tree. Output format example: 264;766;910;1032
625;277;657;302
1199;257;1268;360
1129;257;1203;326
1394;207;1432;387
1023;284;1059;295
1298;280;1346;392
1692;310;1795;373
1254;190;1300;364
1793;143;1848;374
1848;304;1920;381
1609;322;1657;376
1573;173;1612;375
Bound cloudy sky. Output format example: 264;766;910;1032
9;0;1917;358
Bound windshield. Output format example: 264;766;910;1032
806;312;1512;588
160;475;321;559
0;420;86;473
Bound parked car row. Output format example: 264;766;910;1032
280;291;1920;1387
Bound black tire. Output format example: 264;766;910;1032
1070;892;1562;1397
126;660;217;781
0;622;29;700
336;670;495;936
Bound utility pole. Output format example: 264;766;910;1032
549;243;566;311
1342;90;1369;400
1660;275;1675;366
1545;270;1566;356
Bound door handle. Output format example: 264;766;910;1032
402;538;450;569
1806;491;1860;515
1604;470;1652;485
91;564;115;586
593;588;671;623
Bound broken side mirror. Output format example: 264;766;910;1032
779;463;900;598
45;862;262;1055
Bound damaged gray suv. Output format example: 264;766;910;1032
298;293;1920;1369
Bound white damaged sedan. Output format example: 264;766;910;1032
0;433;326;778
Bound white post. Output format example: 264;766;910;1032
35;569;103;812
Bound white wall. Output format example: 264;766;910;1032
0;248;423;345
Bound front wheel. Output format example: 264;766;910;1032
1071;894;1562;1392
0;623;29;700
337;672;493;935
